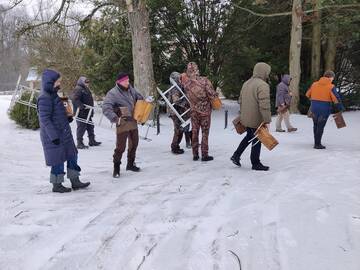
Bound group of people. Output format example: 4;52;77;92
36;61;344;193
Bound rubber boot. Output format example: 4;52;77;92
113;162;120;178
50;174;71;193
67;169;90;190
77;139;89;149
89;135;102;146
126;159;140;172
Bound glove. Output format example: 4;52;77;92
121;116;134;122
52;138;60;145
68;116;73;123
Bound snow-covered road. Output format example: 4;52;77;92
0;95;359;270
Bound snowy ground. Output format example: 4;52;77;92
0;95;359;270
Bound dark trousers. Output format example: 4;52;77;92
171;117;191;150
191;113;211;156
233;128;261;165
76;118;95;142
312;114;328;146
113;129;139;164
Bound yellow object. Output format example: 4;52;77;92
134;100;154;124
60;96;73;117
211;97;222;110
255;123;279;151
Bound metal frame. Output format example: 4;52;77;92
156;79;191;128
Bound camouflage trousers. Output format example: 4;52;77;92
191;113;211;157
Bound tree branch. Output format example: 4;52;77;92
0;0;24;13
233;3;360;18
81;2;116;25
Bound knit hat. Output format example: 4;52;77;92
116;72;129;83
324;70;335;78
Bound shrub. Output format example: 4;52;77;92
9;92;40;130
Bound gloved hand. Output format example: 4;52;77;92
52;138;60;145
121;116;134;122
68;116;73;123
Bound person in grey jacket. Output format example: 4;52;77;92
102;72;144;178
71;76;102;149
275;74;297;132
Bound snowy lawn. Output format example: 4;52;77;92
0;95;359;270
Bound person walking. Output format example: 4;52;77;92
168;71;192;154
230;62;272;171
102;73;144;178
306;71;344;149
182;62;218;162
37;69;90;193
71;76;101;149
275;74;297;132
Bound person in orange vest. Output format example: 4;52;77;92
306;71;344;149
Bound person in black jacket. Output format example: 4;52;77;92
71;76;101;149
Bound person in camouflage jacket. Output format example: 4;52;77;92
182;62;218;161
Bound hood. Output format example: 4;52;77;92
186;62;200;80
252;62;271;81
42;69;60;94
77;76;88;88
170;72;181;85
281;74;291;85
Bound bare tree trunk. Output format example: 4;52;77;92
311;0;321;80
126;0;155;97
325;25;337;71
289;0;302;113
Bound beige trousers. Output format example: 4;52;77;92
276;110;293;130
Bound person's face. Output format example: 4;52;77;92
120;78;130;89
54;77;62;89
84;80;90;88
329;77;334;82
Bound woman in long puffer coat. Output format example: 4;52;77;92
37;69;90;193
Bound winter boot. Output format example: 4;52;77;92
314;144;326;149
172;148;185;155
126;160;140;172
77;139;89;149
52;183;72;193
89;136;102;147
230;155;241;167
201;155;214;162
288;127;298;132
67;169;90;190
276;129;286;132
193;154;199;161
50;174;71;193
252;163;270;171
113;162;121;178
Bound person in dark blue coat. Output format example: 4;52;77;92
37;69;90;193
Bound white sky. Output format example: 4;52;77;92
1;0;92;18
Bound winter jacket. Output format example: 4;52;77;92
275;74;292;108
239;62;272;129
102;84;144;123
71;76;94;119
182;64;218;116
37;69;77;166
306;77;343;117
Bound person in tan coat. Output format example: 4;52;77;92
230;62;272;171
